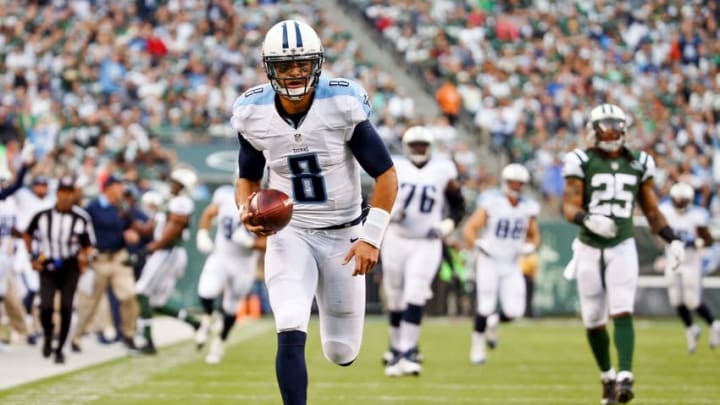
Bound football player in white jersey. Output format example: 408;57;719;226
380;126;465;377
195;183;266;364
232;20;397;405
462;163;540;365
13;176;55;344
658;182;720;352
0;179;30;342
135;167;201;354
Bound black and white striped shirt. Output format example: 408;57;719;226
25;206;96;260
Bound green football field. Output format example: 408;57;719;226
1;316;718;404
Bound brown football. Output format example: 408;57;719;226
248;189;294;232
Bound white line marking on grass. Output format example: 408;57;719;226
0;321;274;405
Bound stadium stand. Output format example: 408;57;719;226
344;0;720;212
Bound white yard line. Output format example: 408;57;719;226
0;318;273;402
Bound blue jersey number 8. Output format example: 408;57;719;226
288;153;327;203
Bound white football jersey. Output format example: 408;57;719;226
211;185;256;255
387;156;457;238
0;197;18;256
659;201;709;263
13;188;55;232
231;77;371;228
475;190;540;261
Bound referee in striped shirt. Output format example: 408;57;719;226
22;175;95;364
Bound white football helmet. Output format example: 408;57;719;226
402;126;434;165
586;103;627;153
141;190;165;214
501;163;530;199
669;182;694;212
170;167;198;192
262;19;324;100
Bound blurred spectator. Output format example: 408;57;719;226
436;77;462;126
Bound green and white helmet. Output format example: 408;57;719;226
586;103;627;153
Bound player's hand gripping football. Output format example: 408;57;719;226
344;240;379;277
240;192;276;236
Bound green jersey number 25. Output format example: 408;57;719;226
588;173;637;219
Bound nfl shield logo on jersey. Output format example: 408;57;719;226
294;133;302;143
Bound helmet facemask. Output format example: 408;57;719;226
670;182;694;213
502;180;525;199
401;126;434;166
672;197;691;212
264;53;323;101
404;142;431;166
591;118;626;153
501;163;530;199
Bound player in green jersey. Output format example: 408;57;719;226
562;103;685;404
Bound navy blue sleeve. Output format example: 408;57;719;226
0;166;27;200
348;120;394;178
237;133;266;181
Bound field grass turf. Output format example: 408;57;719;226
1;316;718;404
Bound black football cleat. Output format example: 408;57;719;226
601;379;617;405
616;377;634;403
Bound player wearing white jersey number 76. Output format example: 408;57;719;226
462;163;540;366
381;126;466;377
231;19;398;405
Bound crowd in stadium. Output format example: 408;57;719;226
0;0;719;392
0;0;466;203
348;0;720;213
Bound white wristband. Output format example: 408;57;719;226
359;207;390;248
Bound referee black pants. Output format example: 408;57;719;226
39;259;80;353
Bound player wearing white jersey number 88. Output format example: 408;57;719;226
658;182;720;353
231;19;398;405
462;163;540;366
380;126;466;377
194;185;266;364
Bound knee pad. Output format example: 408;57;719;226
273;304;308;332
322;340;358;366
502;306;524;320
384;289;404;312
582;309;608;329
685;295;701;310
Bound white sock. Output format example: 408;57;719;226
398;321;421;353
472;331;485;348
617;370;633;382
389;326;400;350
487;313;499;329
600;368;616;382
